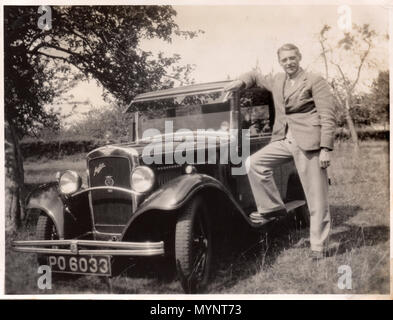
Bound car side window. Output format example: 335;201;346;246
240;88;273;136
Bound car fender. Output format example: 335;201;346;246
121;173;249;240
26;182;65;239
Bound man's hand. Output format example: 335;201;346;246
319;148;331;169
224;79;244;92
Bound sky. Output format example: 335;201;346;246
55;4;389;125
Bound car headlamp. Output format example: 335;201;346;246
131;166;155;193
58;170;82;195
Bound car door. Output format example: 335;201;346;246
232;88;284;211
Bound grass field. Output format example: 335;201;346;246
5;140;390;295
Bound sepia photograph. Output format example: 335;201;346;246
3;2;391;296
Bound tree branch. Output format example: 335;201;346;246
28;42;48;54
34;43;93;72
35;51;66;61
318;38;329;79
26;30;52;51
331;79;345;108
35;51;86;76
350;40;372;91
331;61;351;95
63;26;95;53
44;44;79;57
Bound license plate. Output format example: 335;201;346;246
47;255;111;276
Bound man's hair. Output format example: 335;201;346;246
277;43;301;59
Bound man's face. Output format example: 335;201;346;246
278;49;301;77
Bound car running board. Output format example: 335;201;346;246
249;199;306;228
284;200;306;212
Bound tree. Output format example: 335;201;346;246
4;5;199;231
366;70;389;125
318;24;382;152
66;104;134;141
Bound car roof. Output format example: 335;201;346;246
126;80;231;112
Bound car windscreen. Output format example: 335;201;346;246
131;91;232;139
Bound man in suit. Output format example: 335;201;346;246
225;43;336;258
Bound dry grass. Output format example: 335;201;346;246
24;154;86;186
5;140;390;295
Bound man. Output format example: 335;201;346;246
225;43;336;258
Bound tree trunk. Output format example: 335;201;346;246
344;97;360;153
5;120;25;233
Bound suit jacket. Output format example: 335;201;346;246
239;69;336;151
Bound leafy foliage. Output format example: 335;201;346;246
319;24;379;99
333;70;389;127
5;7;61;137
365;70;389;124
66;104;135;140
4;6;198;138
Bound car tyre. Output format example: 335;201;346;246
294;204;310;229
175;195;212;293
36;214;58;265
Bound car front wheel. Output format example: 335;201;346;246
294;204;310;229
36;214;58;265
175;195;212;293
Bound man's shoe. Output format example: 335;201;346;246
250;211;264;219
249;212;273;224
249;208;287;224
250;209;287;219
249;210;286;224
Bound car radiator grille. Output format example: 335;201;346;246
88;157;133;234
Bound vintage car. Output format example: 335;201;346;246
12;81;308;293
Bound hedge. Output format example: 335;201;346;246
20;129;388;160
21;138;106;159
335;128;389;141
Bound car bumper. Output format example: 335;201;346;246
12;239;164;256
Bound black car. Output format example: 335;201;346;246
13;81;308;293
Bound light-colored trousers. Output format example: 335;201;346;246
247;130;331;252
